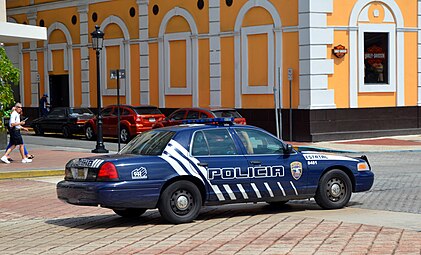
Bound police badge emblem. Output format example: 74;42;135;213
290;161;303;180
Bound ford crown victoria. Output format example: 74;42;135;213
57;118;374;224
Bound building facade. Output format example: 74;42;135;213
5;0;421;141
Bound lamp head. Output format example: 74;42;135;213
91;25;104;50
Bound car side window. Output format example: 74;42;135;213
170;111;186;120
235;128;284;155
199;112;211;119
191;131;209;156
187;110;199;119
101;108;113;116
202;129;237;155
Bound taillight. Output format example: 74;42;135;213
76;119;86;125
136;115;143;122
97;162;119;181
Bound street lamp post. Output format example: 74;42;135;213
91;25;108;153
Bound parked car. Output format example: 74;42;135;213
57;118;374;224
31;107;94;138
84;105;165;143
152;107;246;128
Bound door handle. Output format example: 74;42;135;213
250;160;261;165
197;162;208;167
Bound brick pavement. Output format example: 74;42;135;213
0;178;420;255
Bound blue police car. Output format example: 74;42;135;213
57;118;374;224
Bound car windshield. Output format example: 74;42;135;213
212;110;242;118
133;107;162;115
119;130;175;155
69;108;93;116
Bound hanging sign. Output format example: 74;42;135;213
364;45;385;65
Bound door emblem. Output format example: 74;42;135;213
290;161;303;180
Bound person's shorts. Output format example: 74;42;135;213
10;128;23;145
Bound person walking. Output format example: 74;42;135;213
4;107;34;161
39;93;50;117
1;103;32;164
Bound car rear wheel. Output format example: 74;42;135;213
315;169;352;209
33;125;44;136
120;126;130;143
113;208;147;218
158;180;202;224
62;126;72;138
85;125;96;140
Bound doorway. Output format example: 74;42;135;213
49;75;69;108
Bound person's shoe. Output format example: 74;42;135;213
27;154;34;159
1;156;10;164
22;158;32;163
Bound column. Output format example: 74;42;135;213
27;11;39;107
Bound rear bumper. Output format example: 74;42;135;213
354;171;374;192
56;180;161;209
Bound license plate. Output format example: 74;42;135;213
71;168;88;180
149;118;156;122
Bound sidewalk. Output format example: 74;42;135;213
1;134;421;179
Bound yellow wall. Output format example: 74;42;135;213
329;31;350;108
149;43;159;106
198;39;210;108
220;37;235;108
131;44;140;105
23;53;31;105
39;7;80;46
149;0;209;37
404;32;417;106
282;32;299;108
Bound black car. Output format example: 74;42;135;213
31;107;94;138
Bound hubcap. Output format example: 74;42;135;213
330;183;341;197
170;189;193;215
327;178;345;202
176;195;189;210
121;129;128;141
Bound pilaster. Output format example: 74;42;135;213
27;11;39;107
209;0;221;107
78;4;90;107
138;0;150;104
298;0;335;109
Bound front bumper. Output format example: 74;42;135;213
56;180;161;209
354;171;374;192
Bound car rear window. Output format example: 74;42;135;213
212;110;242;118
119;130;175;155
69;108;93;116
133;107;162;115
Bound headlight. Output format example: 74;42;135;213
357;162;370;171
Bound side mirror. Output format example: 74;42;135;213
283;144;294;154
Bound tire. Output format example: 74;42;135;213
120;126;130;143
62;126;72;138
158;181;202;224
33;125;44;136
113;208;147;218
315;169;352;209
267;200;289;207
85;125;96;140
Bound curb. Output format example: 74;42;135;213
0;170;63;180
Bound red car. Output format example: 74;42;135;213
152;107;246;128
85;105;165;143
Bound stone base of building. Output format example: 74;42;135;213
235;106;421;142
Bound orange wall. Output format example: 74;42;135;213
149;43;159;106
198;39;210;108
220;37;235;108
23;53;31;105
131;44;140;105
282;32;299;108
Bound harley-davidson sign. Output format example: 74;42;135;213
365;45;385;65
332;45;348;58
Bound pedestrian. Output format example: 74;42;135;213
39;93;50;117
1;103;32;164
4;107;34;161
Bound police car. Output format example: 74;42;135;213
57;118;374;224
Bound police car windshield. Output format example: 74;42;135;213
119;130;175;155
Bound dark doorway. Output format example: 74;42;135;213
49;75;69;108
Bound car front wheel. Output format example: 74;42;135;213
158;181;202;224
315;169;352;209
113;208;147;218
33;125;44;136
85;125;96;140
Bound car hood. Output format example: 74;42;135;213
300;151;359;162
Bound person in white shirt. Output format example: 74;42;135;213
1;103;32;164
